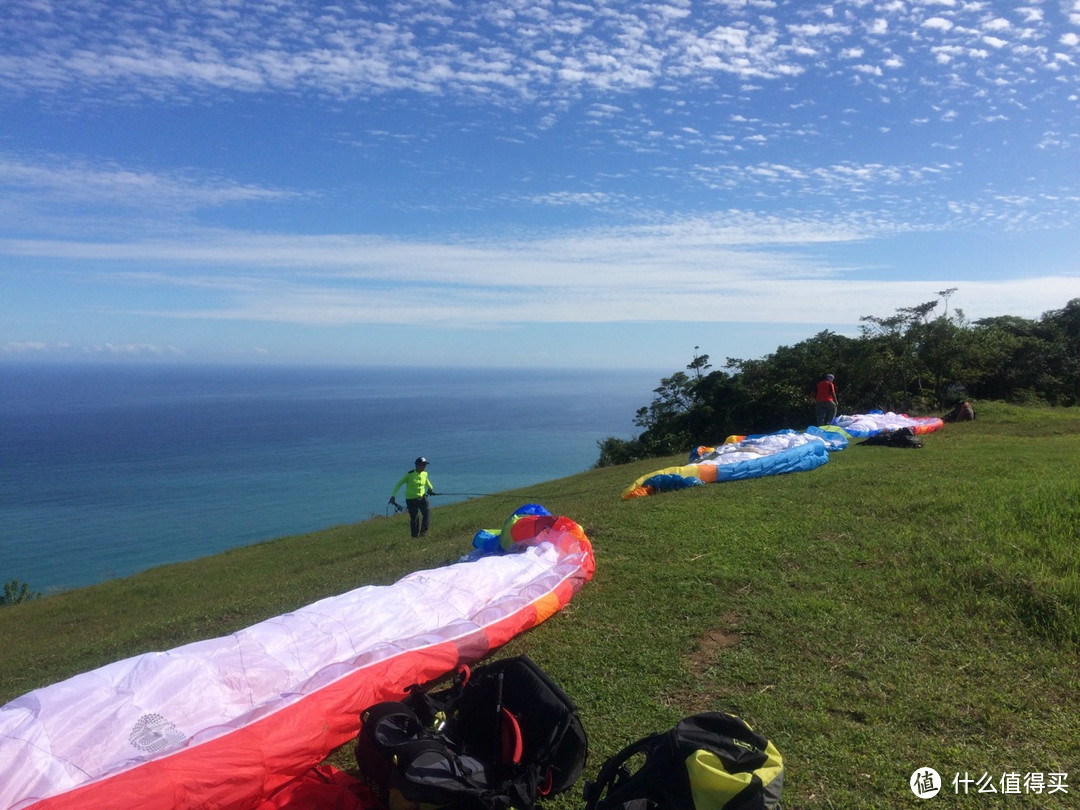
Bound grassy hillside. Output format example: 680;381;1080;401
2;402;1078;808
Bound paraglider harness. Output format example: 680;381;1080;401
355;655;588;810
582;712;784;810
943;400;975;422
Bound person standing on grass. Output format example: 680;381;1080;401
389;457;438;537
815;373;839;426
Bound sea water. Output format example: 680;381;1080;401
0;364;659;593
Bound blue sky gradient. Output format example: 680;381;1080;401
2;0;1079;368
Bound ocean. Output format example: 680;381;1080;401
0;364;659;594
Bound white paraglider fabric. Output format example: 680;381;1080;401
0;513;594;810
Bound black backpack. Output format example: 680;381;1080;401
582;712;783;810
859;427;922;449
355;655;588;810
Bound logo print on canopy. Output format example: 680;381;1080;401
129;713;185;753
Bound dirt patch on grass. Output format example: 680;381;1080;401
686;612;741;673
666;614;744;713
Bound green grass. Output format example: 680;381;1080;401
2;401;1078;808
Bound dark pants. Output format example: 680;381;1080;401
815;401;837;426
406;496;430;537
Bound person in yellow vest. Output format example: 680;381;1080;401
389;457;438;537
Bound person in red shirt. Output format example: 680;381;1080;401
815;374;838;425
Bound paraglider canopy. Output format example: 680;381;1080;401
471;503;556;553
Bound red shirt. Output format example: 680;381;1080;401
815;380;836;403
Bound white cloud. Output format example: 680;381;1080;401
137;275;1078;330
0;155;300;211
6;180;1075;333
0;0;1070;130
2;341;51;354
522;191;619;206
923;17;955;32
982;18;1012;33
1;340;184;358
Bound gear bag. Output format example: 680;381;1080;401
858;427;923;448
582;712;783;810
355;655;587;810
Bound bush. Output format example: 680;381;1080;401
595;436;647;468
1;580;39;606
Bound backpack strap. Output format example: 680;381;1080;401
403;663;471;731
491;655;587;795
499;707;524;765
582;733;664;810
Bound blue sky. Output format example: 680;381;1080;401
2;0;1078;369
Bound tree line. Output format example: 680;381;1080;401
596;294;1080;467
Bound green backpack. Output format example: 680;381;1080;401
582;712;783;810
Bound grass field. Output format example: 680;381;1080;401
2;401;1077;808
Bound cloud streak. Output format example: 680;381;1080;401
0;155;301;210
4;223;1078;331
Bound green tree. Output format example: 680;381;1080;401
687;347;712;379
1036;299;1080;405
969;315;1052;403
632;371;698;456
910;304;982;409
859;299;939;411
